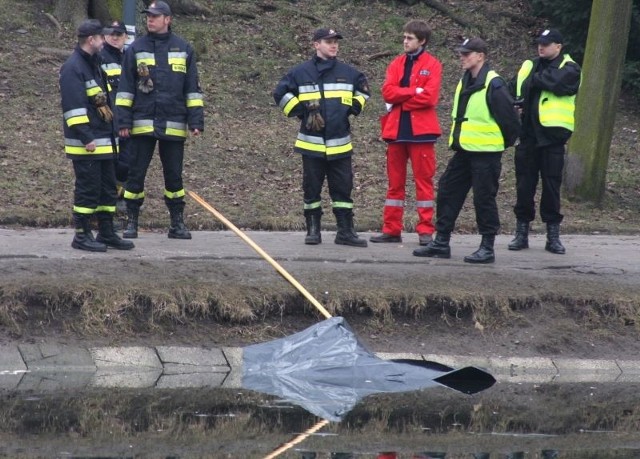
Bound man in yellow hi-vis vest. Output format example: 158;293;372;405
508;29;581;255
413;38;519;264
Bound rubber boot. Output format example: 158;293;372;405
123;205;139;239
508;220;529;251
464;234;495;264
545;223;565;254
334;212;367;247
304;213;322;245
71;213;107;252
168;207;192;239
96;212;135;250
413;232;450;258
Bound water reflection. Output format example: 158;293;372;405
2;382;640;457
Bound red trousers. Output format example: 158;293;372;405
381;142;436;236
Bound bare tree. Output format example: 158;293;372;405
564;0;633;203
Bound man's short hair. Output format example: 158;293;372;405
403;20;432;45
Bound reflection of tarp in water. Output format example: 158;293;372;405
243;317;496;422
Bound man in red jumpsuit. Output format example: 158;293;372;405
370;19;442;246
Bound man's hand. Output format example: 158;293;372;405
415;87;424;95
119;128;130;138
85;141;96;152
190;128;201;137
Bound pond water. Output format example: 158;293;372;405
1;381;639;458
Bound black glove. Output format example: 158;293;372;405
305;99;325;132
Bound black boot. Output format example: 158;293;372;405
96;212;135;250
334;212;367;247
413;233;450;258
508;220;529;251
464;234;495;264
168;207;192;239
545;223;565;254
304;213;322;245
71;213;107;252
123;205;139;239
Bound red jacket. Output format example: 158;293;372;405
380;50;442;140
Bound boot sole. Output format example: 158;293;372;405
464;257;495;264
334;239;367;248
545;245;566;254
413;251;451;258
305;239;321;245
71;241;107;252
508;244;528;251
369;237;402;243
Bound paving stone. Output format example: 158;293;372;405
221;347;243;389
19;344;95;371
163;363;230;375
553;358;621;383
156;346;228;368
90;346;162;369
91;369;162;388
17;371;94;392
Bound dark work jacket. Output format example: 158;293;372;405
59;46;116;160
273;55;370;160
116;31;204;141
99;42;123;100
450;63;520;152
510;53;581;147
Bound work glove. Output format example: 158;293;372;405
137;62;154;94
305;99;325;132
93;91;113;122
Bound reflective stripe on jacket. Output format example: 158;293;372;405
517;54;577;131
273;56;370;160
59;46;117;160
449;70;505;152
115;32;204;141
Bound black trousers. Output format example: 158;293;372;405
302;155;353;217
115;137;131;184
125;136;185;210
72;158;117;213
513;143;565;224
435;151;502;235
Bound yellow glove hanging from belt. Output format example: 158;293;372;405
305;99;325;132
93;91;113;122
137;62;154;94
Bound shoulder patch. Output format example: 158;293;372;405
419;69;430;76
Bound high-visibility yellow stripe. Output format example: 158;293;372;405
124;190;145;200
65;145;114;154
166;127;187;137
96;205;116;213
73;206;96;214
67;115;90;127
131;125;154;135
164;189;185;199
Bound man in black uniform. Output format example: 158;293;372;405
116;1;204;239
99;20;130;196
59;19;134;252
273;28;370;247
413;38;519;263
508;29;581;255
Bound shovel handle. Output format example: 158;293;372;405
188;191;332;319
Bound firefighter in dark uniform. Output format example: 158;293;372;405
116;1;204;239
413;38;520;263
59;19;134;252
273;28;370;247
508;29;581;255
99;20;130;196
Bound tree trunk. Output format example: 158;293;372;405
53;0;89;26
564;0;633;203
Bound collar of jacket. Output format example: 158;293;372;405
147;31;171;41
461;62;491;94
405;46;425;61
313;55;337;74
75;44;100;66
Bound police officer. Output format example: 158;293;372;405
99;20;130;196
508;29;581;255
413;38;519;263
273;28;370;247
59;19;134;252
116;1;204;239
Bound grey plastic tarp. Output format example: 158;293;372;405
243;317;496;421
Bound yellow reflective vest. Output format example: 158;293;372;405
516;54;577;132
449;70;505;152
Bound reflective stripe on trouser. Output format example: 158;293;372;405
382;142;436;236
72;158;117;214
435;150;502;235
302;155;353;216
513;143;565;224
124;136;186;210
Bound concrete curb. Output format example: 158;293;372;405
1;344;638;392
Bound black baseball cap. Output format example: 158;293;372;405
456;37;488;54
537;29;563;45
77;19;107;37
103;20;127;35
313;28;343;41
142;1;172;16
